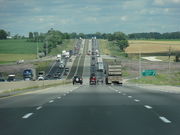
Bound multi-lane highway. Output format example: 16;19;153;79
0;39;180;135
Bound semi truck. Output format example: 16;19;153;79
105;64;122;85
56;54;61;62
23;69;36;81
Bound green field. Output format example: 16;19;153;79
0;39;43;63
0;39;43;54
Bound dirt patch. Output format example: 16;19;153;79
0;63;34;74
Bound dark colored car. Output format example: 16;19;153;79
53;73;59;79
89;75;96;85
7;74;15;82
73;76;83;85
65;67;69;72
0;78;5;82
23;69;33;80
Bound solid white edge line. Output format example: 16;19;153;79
36;106;42;110
144;105;152;109
49;100;54;103
159;116;171;123
22;113;34;119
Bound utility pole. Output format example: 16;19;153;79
46;40;48;56
168;45;172;74
139;48;142;78
36;38;39;59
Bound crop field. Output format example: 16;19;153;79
0;39;43;54
126;40;180;54
0;39;43;63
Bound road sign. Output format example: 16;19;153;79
142;70;156;76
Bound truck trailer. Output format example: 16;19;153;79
105;64;122;85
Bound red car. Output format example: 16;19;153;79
89;76;96;85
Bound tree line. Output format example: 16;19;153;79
128;32;180;39
1;28;180;56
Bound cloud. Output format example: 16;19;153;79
120;16;128;21
0;0;179;34
153;0;180;6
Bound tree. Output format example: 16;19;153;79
115;40;129;51
113;32;127;40
29;32;33;39
69;32;77;39
33;32;39;41
0;29;8;39
78;33;85;38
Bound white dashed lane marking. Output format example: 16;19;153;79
57;97;61;99
36;106;42;110
128;96;132;98
144;105;152;109
134;99;140;102
22;113;34;119
159;116;171;123
118;92;121;94
49;100;54;103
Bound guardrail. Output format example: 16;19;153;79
0;79;72;98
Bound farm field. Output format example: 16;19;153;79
126;40;180;54
0;39;43;54
0;39;43;63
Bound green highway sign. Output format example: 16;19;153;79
142;70;156;76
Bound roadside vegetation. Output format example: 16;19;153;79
130;72;180;86
34;60;53;74
99;40;128;57
49;39;75;55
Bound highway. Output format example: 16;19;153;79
0;39;180;135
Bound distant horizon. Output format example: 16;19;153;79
5;30;180;37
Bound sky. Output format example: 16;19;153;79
0;0;180;35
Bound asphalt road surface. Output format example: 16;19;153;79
1;39;180;135
0;84;180;135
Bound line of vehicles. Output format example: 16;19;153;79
1;38;122;86
0;49;72;82
89;38;123;86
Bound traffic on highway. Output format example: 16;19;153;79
0;38;180;135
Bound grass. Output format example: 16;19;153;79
34;60;53;73
49;39;75;55
0;39;43;54
99;39;111;55
0;54;36;63
99;39;127;57
126;40;180;54
0;39;43;63
130;72;180;86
